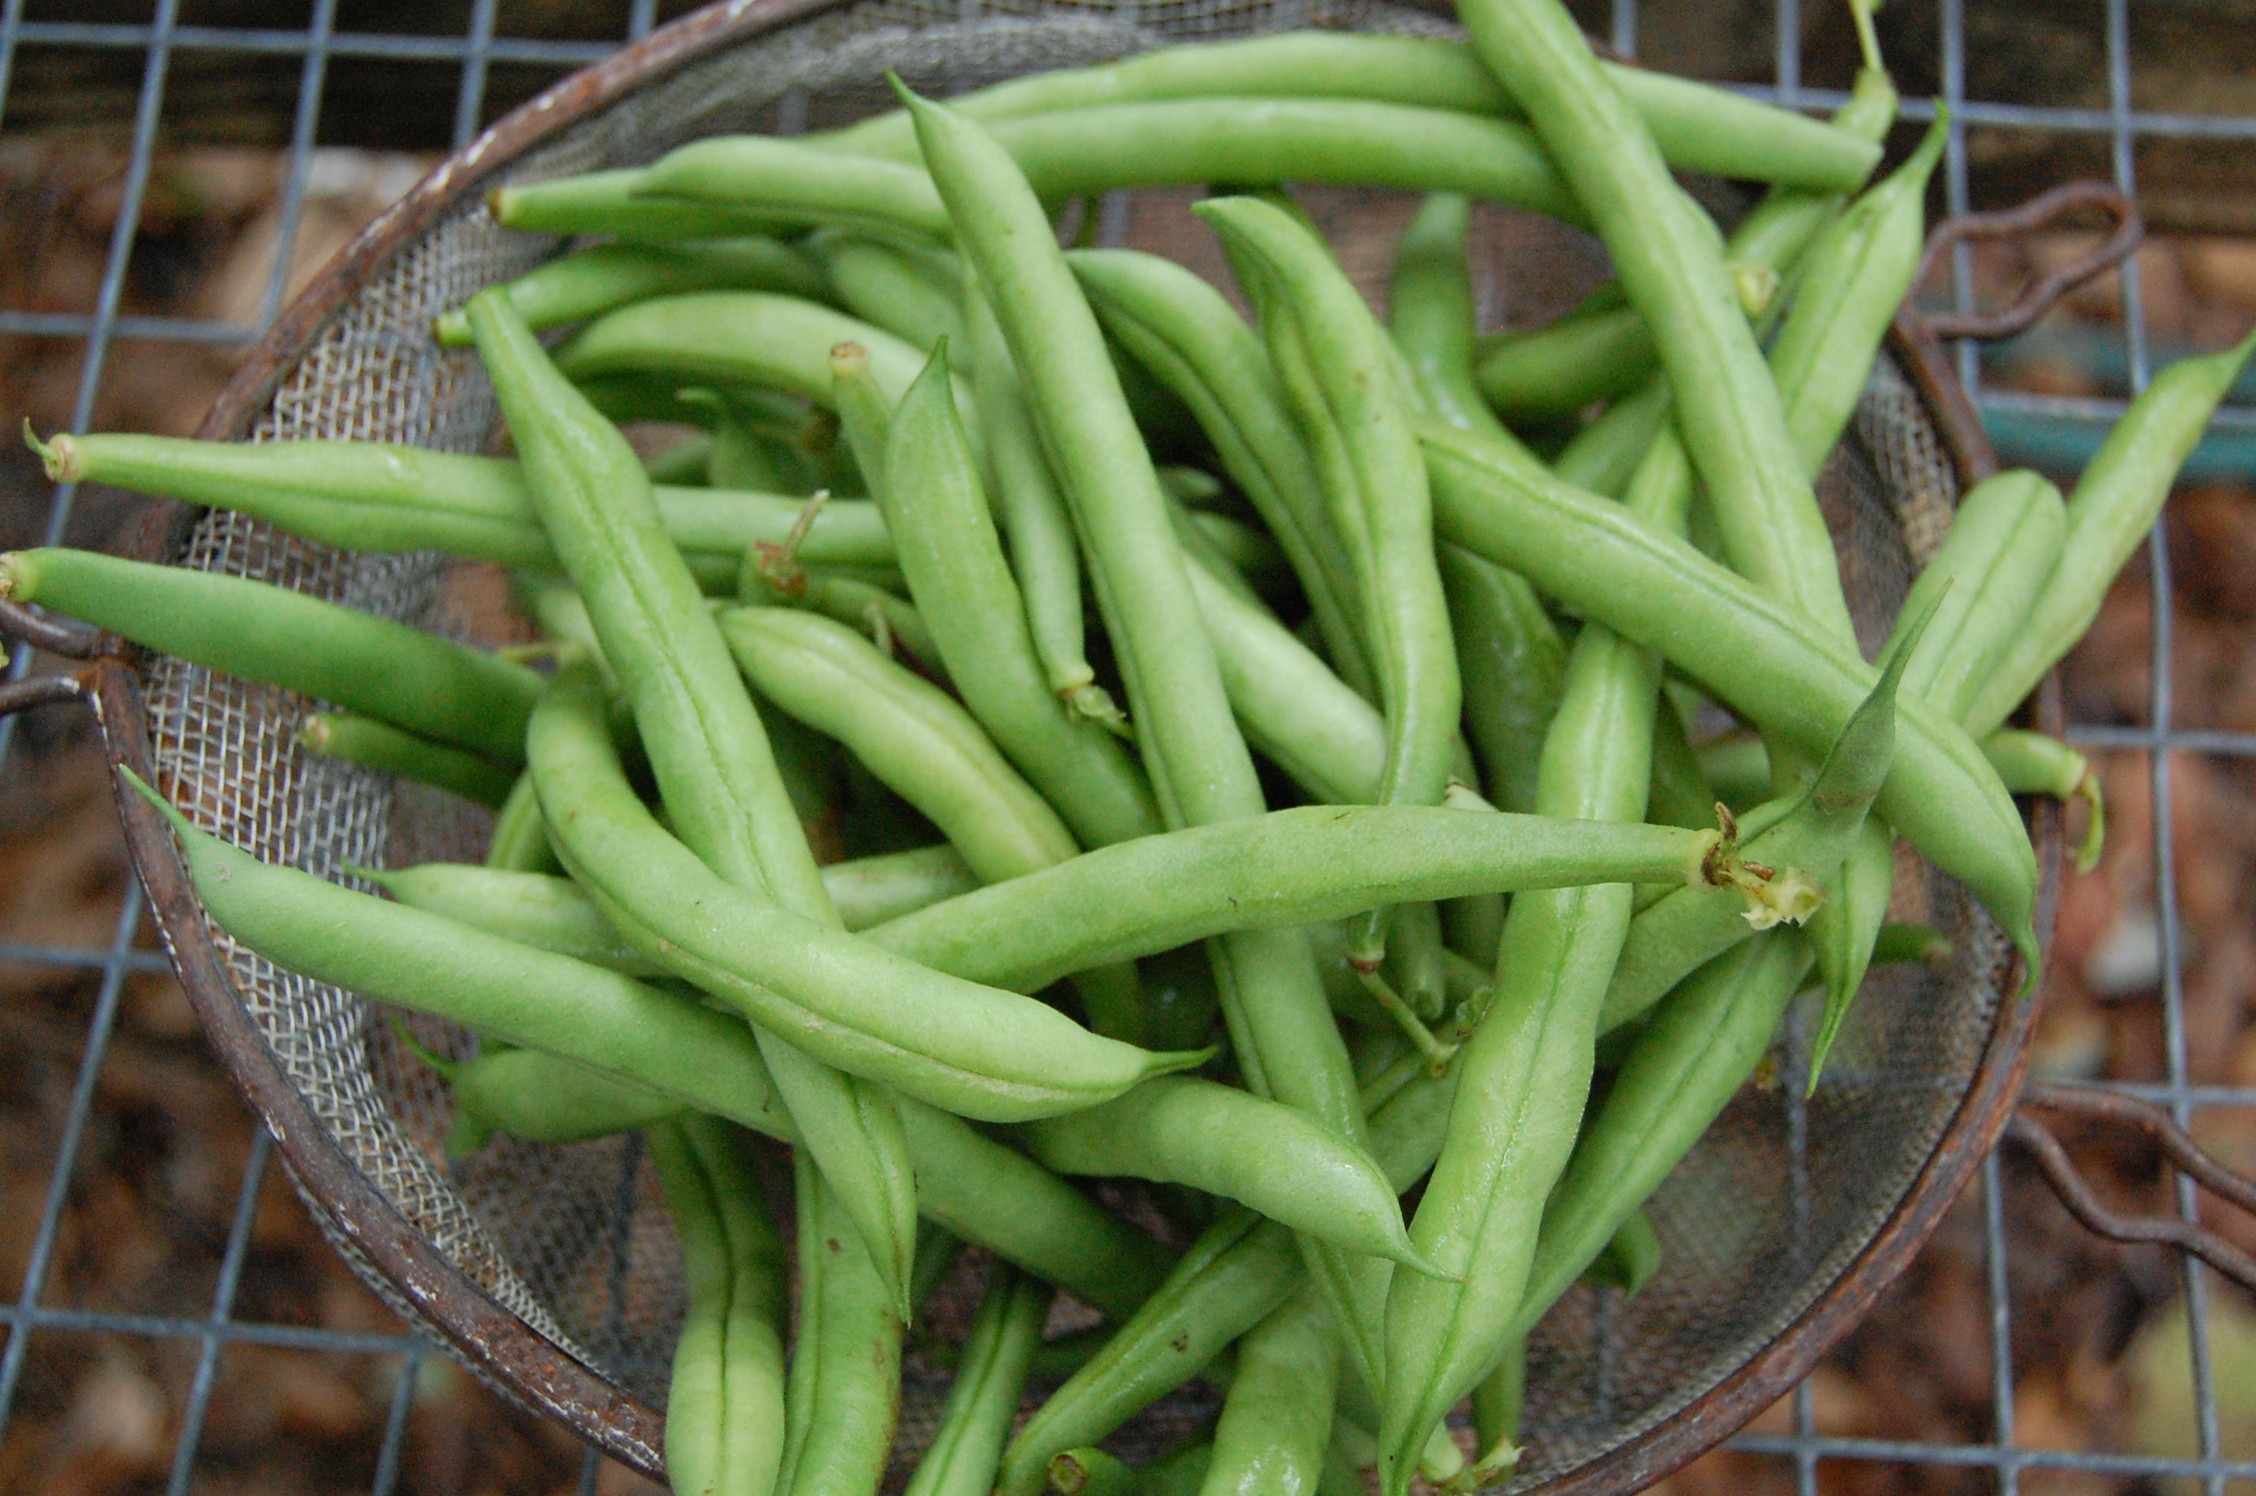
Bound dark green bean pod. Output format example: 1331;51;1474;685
525;666;1205;1120
1970;324;2256;735
905;1263;1053;1496
779;1149;904;1496
650;1115;788;1496
299;713;516;809
1019;1076;1432;1271
877;341;1161;850
1417;420;2038;968
30;431;895;576
0;548;539;764
821;34;1877;191
432;237;826;345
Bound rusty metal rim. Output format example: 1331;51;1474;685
84;0;2065;1485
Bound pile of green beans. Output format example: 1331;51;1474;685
23;10;2254;1495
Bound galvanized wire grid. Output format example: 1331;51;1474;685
0;0;2248;1492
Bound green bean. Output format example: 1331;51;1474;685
635;138;952;238
1181;510;1290;594
1890;471;2067;725
1453;0;1854;654
469;291;923;1317
1969;324;2256;736
821;844;983;928
1872;921;1955;969
366;863;666;975
907;1264;1053;1496
959;292;1124;727
1546;378;1673;499
1510;929;1815;1345
1051;1449;1140;1496
1693;733;1772;811
1469;1341;1523;1479
1418;419;2038;965
525;666;1205;1119
487;168;793;240
649;1115;788;1496
646;434;716;486
422;1045;681;1153
1583;1208;1662;1297
779;1149;903;1496
0;548;540;764
821;33;1877;192
29;430;896;575
433;238;826;346
1197;1285;1339;1496
136;796;1172;1312
484;769;563;874
1646;708;1721;832
806;229;966;351
1020;1076;1432;1271
1985;729;2105;874
909;1222;966;1321
878;343;1161;849
738;566;941;675
701;388;819;495
868;801;1748;998
299;712;516;808
1599;613;1908;1031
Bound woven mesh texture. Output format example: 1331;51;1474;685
135;0;2020;1487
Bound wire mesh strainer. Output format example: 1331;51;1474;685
0;1;2078;1490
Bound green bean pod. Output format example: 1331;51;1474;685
737;567;940;676
1019;1076;1430;1271
0;548;539;764
525;668;1205;1120
487;168;792;240
638;136;952;238
428;1046;681;1153
806;229;967;351
905;1264;1054;1496
1051;1449;1140;1496
1891;470;2069;723
1418;419;2038;967
961;289;1121;724
1470;1341;1524;1480
367;863;666;976
868;803;1736;997
433;237;826;346
650;1115;788;1496
299;713;515;809
1453;0;1854;652
878;342;1161;849
1985;729;2105;874
484;770;561;874
779;1149;904;1496
1069;248;1369;695
1197;1285;1340;1496
469;291;921;1316
1969;323;2256;736
822;33;1876;191
1547;378;1673;500
30;432;895;579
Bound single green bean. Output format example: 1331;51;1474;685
907;1264;1053;1496
1583;1208;1662;1297
366;862;665;975
1470;1340;1524;1480
1969;323;2256;736
487;168;792;240
1418;419;2038;966
1985;728;2105;874
421;1044;679;1154
299;712;515;809
1890;471;2068;725
649;1114;788;1496
821;33;1877;192
0;548;539;763
484;769;562;875
1196;1284;1339;1496
1645;708;1721;832
1069;248;1369;695
737;565;940;675
433;237;826;346
1051;1449;1140;1496
646;433;716;485
29;431;896;575
1546;378;1673;499
1019;1076;1431;1271
636;137;952;237
1475;303;1658;423
525;666;1205;1120
877;342;1160;848
779;1149;903;1496
806;228;967;351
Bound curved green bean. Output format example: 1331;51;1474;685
779;1149;903;1496
904;1263;1053;1496
1985;728;2104;874
433;237;826;346
1198;1285;1339;1496
300;712;515;808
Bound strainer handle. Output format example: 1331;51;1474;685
1917;181;2144;343
2008;1081;2256;1290
0;598;102;659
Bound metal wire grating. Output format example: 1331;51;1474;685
0;1;2249;1492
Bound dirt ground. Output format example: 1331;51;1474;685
0;134;2250;1496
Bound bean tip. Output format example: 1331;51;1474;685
23;422;76;482
432;307;472;347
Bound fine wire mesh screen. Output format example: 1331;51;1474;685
126;0;2017;1484
2;0;2251;1493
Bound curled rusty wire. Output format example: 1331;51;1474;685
1917;180;2144;342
